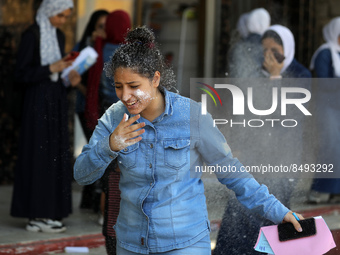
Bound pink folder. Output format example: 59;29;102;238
254;216;336;255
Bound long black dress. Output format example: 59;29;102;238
11;23;72;220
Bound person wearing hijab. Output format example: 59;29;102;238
85;10;131;130
84;10;131;254
261;24;311;78
308;17;340;203
236;13;250;39
227;8;270;78
10;0;81;233
247;8;271;36
310;17;340;78
215;24;311;255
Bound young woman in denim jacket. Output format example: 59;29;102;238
74;27;303;255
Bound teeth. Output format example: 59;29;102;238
127;101;136;106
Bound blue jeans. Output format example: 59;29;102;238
116;234;211;255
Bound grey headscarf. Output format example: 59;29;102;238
36;0;74;81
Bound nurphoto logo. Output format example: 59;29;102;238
198;82;312;128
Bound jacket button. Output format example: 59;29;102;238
149;163;152;168
150;143;153;148
124;148;128;152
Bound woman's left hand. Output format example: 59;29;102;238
282;211;304;232
68;70;82;87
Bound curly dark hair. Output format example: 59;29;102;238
104;26;176;91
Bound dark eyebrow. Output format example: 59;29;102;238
114;81;139;85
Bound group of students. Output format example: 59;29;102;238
9;1;340;255
228;8;311;79
228;7;340;203
216;8;340;255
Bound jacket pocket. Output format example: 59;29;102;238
164;139;190;170
118;142;139;169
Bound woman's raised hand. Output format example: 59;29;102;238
109;114;145;152
263;50;284;76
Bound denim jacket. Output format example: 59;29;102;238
74;89;289;254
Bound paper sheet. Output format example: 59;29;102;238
254;216;336;255
61;46;98;87
64;246;89;253
254;229;274;254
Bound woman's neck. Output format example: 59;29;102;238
140;89;165;122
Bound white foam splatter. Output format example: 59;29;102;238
135;89;153;101
115;135;134;149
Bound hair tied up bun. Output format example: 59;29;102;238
107;26;176;91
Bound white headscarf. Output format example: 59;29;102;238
246;8;270;36
266;25;295;74
310;17;340;77
36;0;73;81
237;13;250;39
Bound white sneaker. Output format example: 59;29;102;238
26;219;66;233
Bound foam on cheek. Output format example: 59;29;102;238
135;89;153;102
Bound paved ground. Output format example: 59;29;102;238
0;183;103;245
1;177;339;254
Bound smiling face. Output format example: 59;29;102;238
114;67;162;117
49;8;72;28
